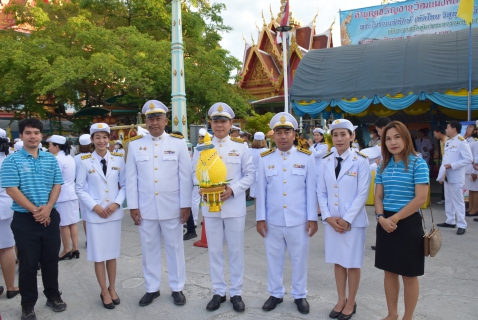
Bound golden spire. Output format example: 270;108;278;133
255;21;260;32
251;34;255;45
262;9;267;26
330;15;336;30
269;4;274;21
242;33;247;43
313;9;319;24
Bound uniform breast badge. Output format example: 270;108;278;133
195;133;230;212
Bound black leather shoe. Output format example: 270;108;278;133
329;304;345;318
262;296;283;311
58;251;72;261
371;246;376;250
294;298;310;314
108;287;120;305
172;291;186;305
21;304;36;320
100;293;115;310
0;286;3;296
338;303;357;320
206;294;226;311
474;218;478;222
457;228;466;235
437;222;456;228
183;232;197;240
139;291;160;306
230;295;245;312
7;290;20;299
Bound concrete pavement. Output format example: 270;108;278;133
1;196;477;320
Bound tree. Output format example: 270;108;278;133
244;112;274;135
0;0;252;125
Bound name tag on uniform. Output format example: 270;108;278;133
228;151;240;156
346;171;357;176
164;150;175;154
112;166;120;171
293;164;305;169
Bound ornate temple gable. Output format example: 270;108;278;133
239;45;281;97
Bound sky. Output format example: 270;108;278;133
215;0;382;65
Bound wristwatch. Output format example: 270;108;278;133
376;214;384;221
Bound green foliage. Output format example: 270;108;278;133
0;0;251;127
245;112;274;135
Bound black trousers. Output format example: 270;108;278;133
11;209;61;306
186;208;196;233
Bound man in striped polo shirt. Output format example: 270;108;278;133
1;118;67;320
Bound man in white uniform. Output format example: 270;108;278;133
415;128;433;165
126;100;192;306
256;112;318;314
196;103;254;312
437;121;473;235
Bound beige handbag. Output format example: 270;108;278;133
420;205;442;257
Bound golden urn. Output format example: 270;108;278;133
195;133;228;212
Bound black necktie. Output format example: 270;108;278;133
314;143;317;148
335;157;343;179
101;159;107;175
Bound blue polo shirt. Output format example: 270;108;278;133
375;154;429;212
1;148;64;212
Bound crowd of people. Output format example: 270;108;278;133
0;100;474;320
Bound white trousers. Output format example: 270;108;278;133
265;223;309;299
205;216;245;297
139;218;186;292
191;186;200;225
445;181;467;229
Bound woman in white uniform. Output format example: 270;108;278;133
463;125;478;215
113;140;125;160
75;123;126;309
74;134;93;246
47;135;80;260
0;129;19;299
249;132;268;198
307;128;329;172
317;119;371;320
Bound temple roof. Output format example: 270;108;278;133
239;2;333;101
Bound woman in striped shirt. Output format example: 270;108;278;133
374;121;429;320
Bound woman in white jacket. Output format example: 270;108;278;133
75;123;126;310
317;119;371;320
47;135;79;261
0;130;19;299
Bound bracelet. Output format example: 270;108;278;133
376;214;384;221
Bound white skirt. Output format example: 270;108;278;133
0;217;14;249
324;224;366;269
57;200;80;226
465;174;478;192
86;220;121;262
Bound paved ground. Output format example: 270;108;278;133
1;194;478;320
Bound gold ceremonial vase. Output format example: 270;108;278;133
200;185;226;212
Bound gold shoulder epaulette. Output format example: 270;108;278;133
260;148;275;157
474;138;477;141
170;133;184;139
458;135;465;141
111;152;123;157
130;134;143;142
81;154;92;160
231;137;244;143
298;147;312;155
322;152;333;159
356;150;368;158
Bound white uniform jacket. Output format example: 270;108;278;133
317;148;371;227
0;152;13;220
309;142;328;172
256;147;318;227
192;136;254;219
55;150;78;203
415;137;432;160
75;150;126;223
442;135;473;185
465;137;478;175
126;133;192;220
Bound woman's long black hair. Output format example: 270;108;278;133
0;137;9;155
52;142;71;155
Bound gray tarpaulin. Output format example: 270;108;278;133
290;28;478;102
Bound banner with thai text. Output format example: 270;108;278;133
340;0;478;45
